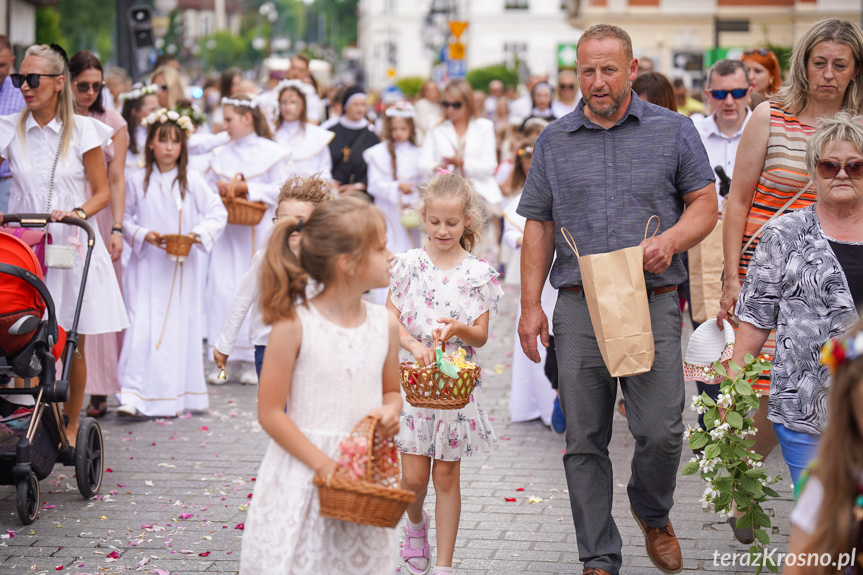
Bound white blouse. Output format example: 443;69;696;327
419;117;502;204
0;111;129;334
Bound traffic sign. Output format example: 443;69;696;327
448;59;466;78
557;43;577;68
449;21;468;40
449;42;465;60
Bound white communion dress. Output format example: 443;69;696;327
240;301;396;574
118;167;227;416
274;120;334;180
363;140;422;255
204;133;291;363
502;193;558;425
0;112;128;334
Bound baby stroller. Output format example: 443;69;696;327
0;214;103;524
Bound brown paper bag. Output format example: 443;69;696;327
561;217;659;378
688;218;724;324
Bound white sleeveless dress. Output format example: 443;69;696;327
240;301;397;574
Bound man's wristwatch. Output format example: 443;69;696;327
72;207;88;220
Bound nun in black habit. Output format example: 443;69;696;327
327;85;379;196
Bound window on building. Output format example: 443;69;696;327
505;0;529;9
504;42;528;68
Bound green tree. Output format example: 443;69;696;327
467;64;519;93
35;7;67;48
50;1;115;61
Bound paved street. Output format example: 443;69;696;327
0;284;795;574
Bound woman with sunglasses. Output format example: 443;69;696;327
741;46;783;100
552;69;580;118
150;65;185;110
69;50;129;419
519;82;556;132
719;18;863;542
731;110;862;493
419;78;502;263
0;44;128;444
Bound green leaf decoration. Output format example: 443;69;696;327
735;378;754;395
754;529;770;545
726;410;744;429
689;432;709;450
735;511;753;529
753;507;771;528
704;444;721;459
701;392;717;407
704;408;719;429
438;358;460;379
682;461;700;476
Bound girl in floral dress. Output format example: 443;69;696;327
387;171;503;574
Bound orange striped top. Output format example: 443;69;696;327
738;103;817;280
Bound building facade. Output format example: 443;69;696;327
358;0;861;90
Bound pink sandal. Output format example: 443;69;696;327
400;510;431;575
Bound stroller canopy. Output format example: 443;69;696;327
0;232;64;360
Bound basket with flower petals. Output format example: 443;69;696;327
313;415;415;528
222;174;267;226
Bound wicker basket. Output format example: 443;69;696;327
161;234;199;260
313;415;414;528
399;340;481;410
222;174;267;226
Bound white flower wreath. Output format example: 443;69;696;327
141;107;195;135
118;84;159;103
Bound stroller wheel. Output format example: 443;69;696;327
75;417;103;498
16;471;39;524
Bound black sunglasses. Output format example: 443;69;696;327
441;100;463;110
10;73;62;89
816;160;863;179
744;47;771;57
73;80;105;94
709;88;749;100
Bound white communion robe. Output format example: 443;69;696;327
274;120;334;180
363;140;422;255
204;133;291;363
503;193;558;426
119;167;227;416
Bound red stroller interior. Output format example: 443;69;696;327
0;214;104;524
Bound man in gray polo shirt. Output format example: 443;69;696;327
517;24;717;575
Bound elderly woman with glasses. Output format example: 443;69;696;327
717;21;863;503
731;111;862;490
69;51;129;419
0;44;128;445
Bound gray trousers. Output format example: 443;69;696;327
552;288;685;575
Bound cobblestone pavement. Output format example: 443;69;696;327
0;285;794;574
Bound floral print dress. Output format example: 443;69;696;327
390;247;503;461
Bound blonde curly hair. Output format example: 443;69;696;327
418;171;484;253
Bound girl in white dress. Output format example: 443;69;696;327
387;171;503;575
240;196;401;574
119;84;159;173
0;44;128;443
273;80;334;179
502;140;559;428
205;95;291;385
213;176;332;379
117;109;227;417
363;100;422;255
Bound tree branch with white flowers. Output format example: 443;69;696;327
682;354;782;574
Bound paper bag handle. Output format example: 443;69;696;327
562;216;659;259
560;227;579;258
643;215;661;247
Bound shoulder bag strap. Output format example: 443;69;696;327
740;180;813;256
43;126;66;226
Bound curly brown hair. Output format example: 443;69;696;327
277;175;333;207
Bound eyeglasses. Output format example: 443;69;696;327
10;73;62;89
816;160;863;179
709;88;749;100
73;80;105;94
441;100;463;110
559;84;576;90
744;47;772;57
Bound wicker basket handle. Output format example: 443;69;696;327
358;414;381;483
433;333;445;354
225;173;246;203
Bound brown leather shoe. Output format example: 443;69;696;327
583;568;611;575
630;506;683;574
